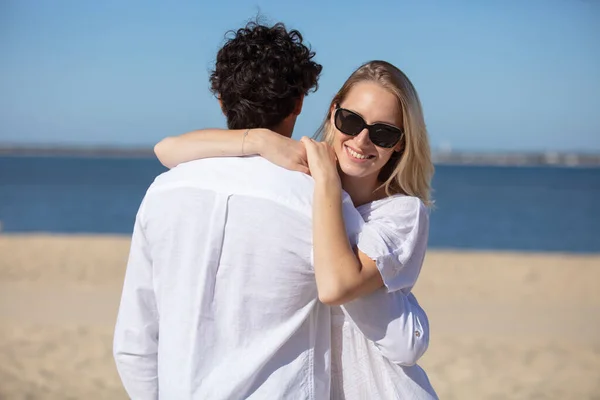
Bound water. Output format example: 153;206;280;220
1;155;599;253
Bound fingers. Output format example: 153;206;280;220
301;137;332;151
301;136;327;153
290;157;310;175
300;136;313;151
300;137;336;165
328;145;338;161
293;165;311;175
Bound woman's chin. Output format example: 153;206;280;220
338;161;370;179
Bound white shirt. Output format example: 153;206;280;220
332;196;438;399
113;157;363;400
113;156;436;400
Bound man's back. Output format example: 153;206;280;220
114;157;362;399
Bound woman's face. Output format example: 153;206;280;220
331;81;403;182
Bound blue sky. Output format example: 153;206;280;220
1;0;599;152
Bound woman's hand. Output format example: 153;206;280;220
300;137;341;187
254;129;309;174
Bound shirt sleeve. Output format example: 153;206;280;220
340;290;429;366
356;197;429;293
113;199;159;399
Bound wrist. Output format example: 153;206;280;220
315;177;342;194
245;128;272;156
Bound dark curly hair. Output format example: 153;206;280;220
210;21;322;130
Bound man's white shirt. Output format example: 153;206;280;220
113;156;362;400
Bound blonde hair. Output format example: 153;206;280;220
315;60;434;206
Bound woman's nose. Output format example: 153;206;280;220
354;128;372;146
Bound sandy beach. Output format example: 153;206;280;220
1;234;599;399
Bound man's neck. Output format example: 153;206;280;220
271;128;293;138
271;119;295;138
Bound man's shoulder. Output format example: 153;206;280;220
146;157;316;215
152;156;312;186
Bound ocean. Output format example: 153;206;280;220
0;155;598;253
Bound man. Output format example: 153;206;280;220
113;21;361;399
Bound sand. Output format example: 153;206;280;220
1;234;599;399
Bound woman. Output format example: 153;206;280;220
155;60;438;399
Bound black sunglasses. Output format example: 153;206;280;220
334;105;404;148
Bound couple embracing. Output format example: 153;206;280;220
114;20;438;400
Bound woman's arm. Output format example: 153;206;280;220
312;181;385;305
155;129;257;168
302;137;385;305
154;128;309;173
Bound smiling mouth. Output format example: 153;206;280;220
345;144;375;160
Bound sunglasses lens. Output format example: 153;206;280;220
371;125;403;148
335;109;364;136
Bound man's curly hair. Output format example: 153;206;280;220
210;22;322;130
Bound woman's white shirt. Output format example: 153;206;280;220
331;195;438;400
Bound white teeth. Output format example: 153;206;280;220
347;146;368;159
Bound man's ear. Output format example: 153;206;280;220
293;95;305;116
218;97;226;116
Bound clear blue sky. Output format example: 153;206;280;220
1;0;599;152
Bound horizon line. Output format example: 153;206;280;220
1;145;600;167
1;144;599;155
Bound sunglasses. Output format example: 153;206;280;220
334;105;404;148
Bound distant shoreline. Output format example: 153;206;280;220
1;146;600;167
0;147;155;159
